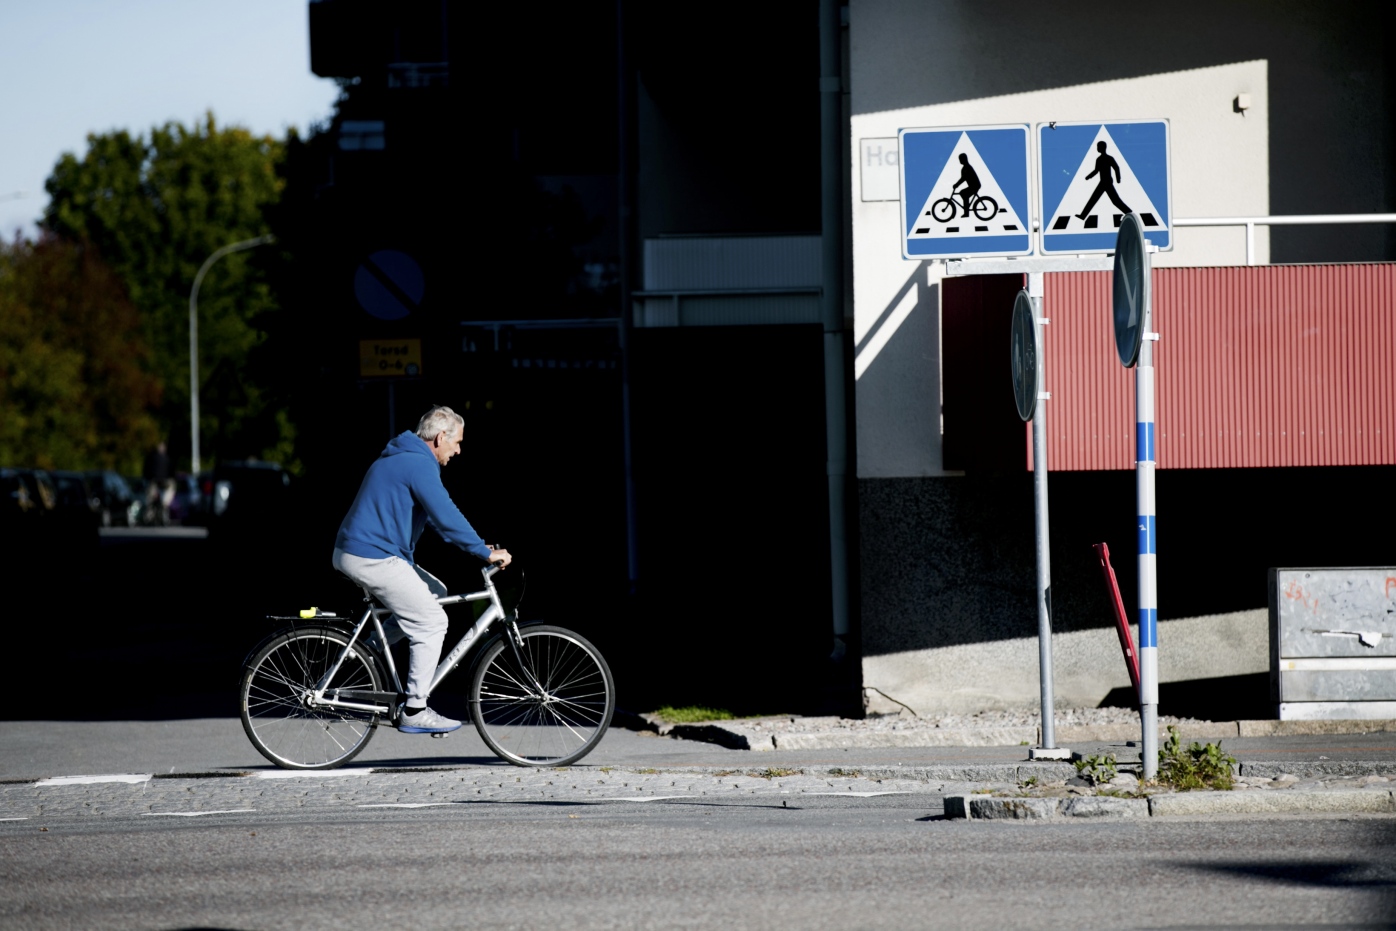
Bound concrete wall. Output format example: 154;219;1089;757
847;0;1396;715
864;609;1268;716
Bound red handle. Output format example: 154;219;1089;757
1094;542;1141;702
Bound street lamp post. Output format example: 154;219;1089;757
189;235;275;474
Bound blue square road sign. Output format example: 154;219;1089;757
1038;119;1172;254
899;124;1032;260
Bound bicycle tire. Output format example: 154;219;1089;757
972;195;999;220
930;197;957;223
470;624;615;767
239;625;383;770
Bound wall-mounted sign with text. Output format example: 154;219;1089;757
359;338;422;378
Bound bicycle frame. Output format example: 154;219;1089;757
308;563;511;718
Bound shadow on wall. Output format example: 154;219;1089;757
859;466;1396;658
1099;672;1272;720
854;263;941;477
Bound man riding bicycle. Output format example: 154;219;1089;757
332;405;511;734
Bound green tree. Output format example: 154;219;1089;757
0;234;162;471
43;113;290;468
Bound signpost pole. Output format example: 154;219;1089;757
1029;271;1057;749
1137;247;1159;779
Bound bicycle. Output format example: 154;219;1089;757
238;562;615;770
930;191;999;223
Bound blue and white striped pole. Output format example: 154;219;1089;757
1137;245;1159;779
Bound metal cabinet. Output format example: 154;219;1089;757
1269;568;1396;719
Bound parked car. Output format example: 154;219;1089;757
85;470;139;527
48;469;102;546
169;472;206;526
207;460;293;536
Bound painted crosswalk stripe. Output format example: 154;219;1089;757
803;791;913;798
36;774;152;786
253;768;376;779
142;810;257;817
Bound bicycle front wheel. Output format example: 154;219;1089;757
239;626;382;770
470;624;615;767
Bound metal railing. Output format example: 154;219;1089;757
1173;214;1396;266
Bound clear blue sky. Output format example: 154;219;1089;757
0;1;341;238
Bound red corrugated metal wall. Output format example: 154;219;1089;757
1031;263;1396;470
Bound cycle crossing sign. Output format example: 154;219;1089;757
899;123;1032;259
1039;120;1172;253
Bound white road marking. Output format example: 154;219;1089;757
253;768;376;779
142;810;257;817
804;791;913;798
0;817;29;822
35;774;152;786
357;803;455;809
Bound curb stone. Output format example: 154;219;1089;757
774;728;1037;750
637;717;1396;751
1061;796;1150;819
945;789;1396;820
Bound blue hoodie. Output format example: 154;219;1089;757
335;431;491;563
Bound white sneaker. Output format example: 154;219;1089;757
398;706;462;734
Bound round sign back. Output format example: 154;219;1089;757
1112;213;1147;368
1010;289;1037;422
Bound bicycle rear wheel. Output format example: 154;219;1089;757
239;626;382;770
470;624;615;767
930;197;957;222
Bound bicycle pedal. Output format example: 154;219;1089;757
430;731;448;739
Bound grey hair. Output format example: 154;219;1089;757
415;405;464;441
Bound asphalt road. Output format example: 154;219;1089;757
3;798;1395;930
4;718;1396;782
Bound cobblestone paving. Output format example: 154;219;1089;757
0;768;961;824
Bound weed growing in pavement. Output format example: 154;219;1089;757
827;768;862;778
1156;726;1236;791
1019;775;1039;788
599;766;614;774
749;767;802;779
634;768;660;775
712;770;739;778
652;705;735;723
1074;753;1119;786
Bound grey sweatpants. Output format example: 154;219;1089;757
332;548;448;706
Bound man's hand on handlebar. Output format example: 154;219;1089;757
488;546;513;568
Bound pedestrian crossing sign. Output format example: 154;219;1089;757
899;123;1032;260
1038;119;1171;254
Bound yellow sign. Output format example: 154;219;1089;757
359;339;423;377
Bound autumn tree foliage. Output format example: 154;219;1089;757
0;234;162;471
43;113;290;467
